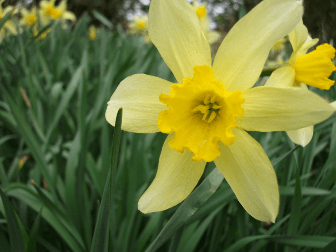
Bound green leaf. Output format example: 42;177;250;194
0;12;11;30
269;235;334;248
92;10;113;30
90;109;122;252
27;207;43;252
287;169;301;236
0;188;26;252
145;168;224;252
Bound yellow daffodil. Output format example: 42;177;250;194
106;0;335;222
265;20;336;146
40;0;76;22
20;7;38;27
129;14;148;34
128;14;151;43
193;0;220;45
0;0;17;41
89;25;97;40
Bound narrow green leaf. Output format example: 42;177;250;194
287;168;301;236
320;237;336;252
92;10;113;30
90;109;122;252
269;235;334;248
27;207;43;252
46;65;83;141
0;188;26;252
272;145;300;167
145;168;224;252
0;12;11;30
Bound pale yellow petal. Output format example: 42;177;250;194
206;31;220;45
138;133;206;213
62;11;76;21
148;0;211;83
212;0;303;92
105;74;172;133
286;125;313;147
237;87;336;131
331;101;336;109
57;0;67;13
40;1;49;9
288;19;308;53
264;66;296;88
214;128;279;222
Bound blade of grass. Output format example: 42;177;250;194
0;188;26;252
90;109;122;252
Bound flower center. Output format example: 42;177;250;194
27;14;37;25
45;6;61;19
293;43;336;90
136;20;146;30
195;6;206;18
158;65;244;162
193;94;221;123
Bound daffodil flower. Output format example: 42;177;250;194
40;0;76;23
128;14;151;43
193;0;220;45
106;0;335;222
265;20;336;146
20;7;38;27
0;0;17;41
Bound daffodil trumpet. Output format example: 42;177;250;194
106;0;335;222
265;20;336;147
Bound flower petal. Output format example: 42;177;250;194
288;19;308;53
264;66;296;88
237;86;336;131
214;128;279;222
212;0;302;91
148;0;211;83
62;11;76;21
286;125;313;147
105;74;172;133
138;133;206;213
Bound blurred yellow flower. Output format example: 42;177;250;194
20;7;38;27
266;20;336;146
40;0;76;22
128;15;148;33
192;0;220;45
0;0;17;41
128;14;151;43
106;0;335;222
89;25;97;40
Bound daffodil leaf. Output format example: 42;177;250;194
92;10;113;30
0;11;11;30
287;168;301;236
90;108;122;252
271;145;300;167
0;188;26;252
145;168;224;252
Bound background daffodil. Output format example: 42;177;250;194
106;0;335;222
265;20;336;146
192;0;220;45
128;14;151;43
20;7;37;27
40;0;76;23
0;0;17;42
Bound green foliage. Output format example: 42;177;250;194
1;12;336;252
